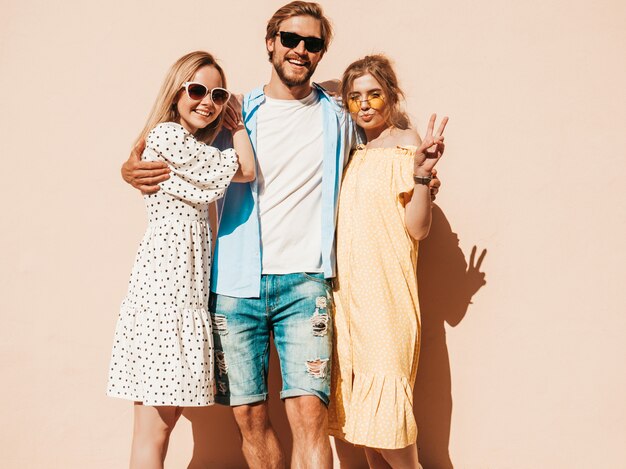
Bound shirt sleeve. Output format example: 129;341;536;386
394;145;418;207
143;122;239;204
344;114;358;167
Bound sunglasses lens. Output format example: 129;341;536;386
368;96;385;110
280;32;301;48
347;99;361;114
304;37;324;53
187;83;207;100
211;88;230;106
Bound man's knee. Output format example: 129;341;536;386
286;396;327;433
232;402;271;436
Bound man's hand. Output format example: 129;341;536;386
429;168;441;201
318;79;342;104
121;138;170;194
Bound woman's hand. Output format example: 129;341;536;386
229;93;256;183
223;94;244;131
414;114;448;177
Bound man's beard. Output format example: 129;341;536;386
273;54;317;88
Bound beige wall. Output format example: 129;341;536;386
1;0;625;467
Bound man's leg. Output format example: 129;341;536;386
210;289;284;468
232;402;285;469
271;273;334;469
285;396;332;468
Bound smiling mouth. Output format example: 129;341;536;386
194;109;212;117
286;57;309;68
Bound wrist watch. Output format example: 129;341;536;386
413;174;433;185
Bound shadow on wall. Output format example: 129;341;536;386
182;204;486;468
414;204;487;469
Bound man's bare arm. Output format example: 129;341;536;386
121;138;170;194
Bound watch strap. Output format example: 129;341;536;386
413;174;433;185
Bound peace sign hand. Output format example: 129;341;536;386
414;114;448;177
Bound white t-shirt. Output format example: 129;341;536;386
256;90;324;274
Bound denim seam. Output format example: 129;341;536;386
302;272;333;287
280;388;329;406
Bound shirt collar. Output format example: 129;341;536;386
248;82;341;112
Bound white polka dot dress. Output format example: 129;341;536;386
329;145;421;449
107;122;239;407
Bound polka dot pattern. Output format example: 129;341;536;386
328;146;422;449
107;122;239;406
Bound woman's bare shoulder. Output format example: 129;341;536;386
388;127;422;147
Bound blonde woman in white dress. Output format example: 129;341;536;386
106;51;254;468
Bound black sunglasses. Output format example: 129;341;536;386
277;31;325;53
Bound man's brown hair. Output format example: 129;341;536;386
265;1;333;60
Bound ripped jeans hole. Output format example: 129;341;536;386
217;381;228;395
215;351;228;377
306;358;329;379
315;296;328;308
211;314;229;336
310;310;329;337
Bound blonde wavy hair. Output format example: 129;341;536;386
341;54;410;130
137;51;227;146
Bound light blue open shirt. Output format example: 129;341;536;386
211;83;354;298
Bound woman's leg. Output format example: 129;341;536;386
375;443;421;469
364;447;393;469
129;403;184;469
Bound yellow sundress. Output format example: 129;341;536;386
329;145;421;449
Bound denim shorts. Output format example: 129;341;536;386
209;272;333;406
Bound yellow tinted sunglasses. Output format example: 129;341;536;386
347;93;385;113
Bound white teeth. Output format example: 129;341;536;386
288;59;305;66
195;110;211;117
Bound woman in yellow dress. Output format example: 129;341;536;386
329;54;448;469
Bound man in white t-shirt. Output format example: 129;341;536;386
206;5;346;467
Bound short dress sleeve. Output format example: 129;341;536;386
143;122;239;204
393;145;418;206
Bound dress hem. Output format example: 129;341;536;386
329;427;416;450
106;391;215;407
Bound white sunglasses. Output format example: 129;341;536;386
181;82;231;105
